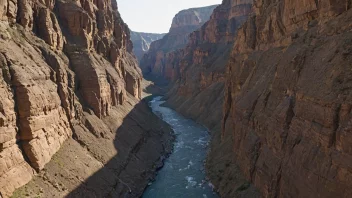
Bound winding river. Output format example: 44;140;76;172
142;96;219;198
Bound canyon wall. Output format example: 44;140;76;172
222;0;352;197
140;1;257;196
0;0;173;197
140;5;218;79
130;31;166;61
163;0;253;130
146;0;352;197
158;1;260;197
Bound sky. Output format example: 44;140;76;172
117;0;222;33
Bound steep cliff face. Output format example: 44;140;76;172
221;0;352;197
0;0;173;197
130;31;166;61
157;2;258;197
164;0;253;131
140;5;218;78
145;0;352;197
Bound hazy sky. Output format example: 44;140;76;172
117;0;221;33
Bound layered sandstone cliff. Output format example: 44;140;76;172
0;0;173;197
140;5;218;78
146;0;352;197
156;1;258;196
163;0;253;126
130;31;166;61
161;0;252;128
221;0;352;197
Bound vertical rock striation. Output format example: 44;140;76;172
220;0;352;197
0;0;173;197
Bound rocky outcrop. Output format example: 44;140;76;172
0;0;172;197
221;0;352;197
130;31;165;61
140;5;218;78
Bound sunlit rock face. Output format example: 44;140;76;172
130;31;166;61
139;4;218;79
0;0;172;197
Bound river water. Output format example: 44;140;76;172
142;96;218;198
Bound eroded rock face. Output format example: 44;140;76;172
0;47;34;197
221;0;352;197
148;0;352;197
158;2;257;196
0;0;166;197
130;31;166;61
163;0;253;127
140;5;218;79
2;37;72;171
139;2;256;196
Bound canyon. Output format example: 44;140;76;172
0;0;351;197
141;0;352;197
141;0;259;197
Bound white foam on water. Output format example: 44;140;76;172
145;97;219;198
189;160;194;166
175;140;184;149
185;176;197;187
178;165;190;172
194;137;208;146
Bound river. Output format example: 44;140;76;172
142;96;219;198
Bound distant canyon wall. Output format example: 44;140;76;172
140;4;218;79
130;31;166;61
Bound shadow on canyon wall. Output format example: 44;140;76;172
64;87;174;198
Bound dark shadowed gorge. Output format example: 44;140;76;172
0;0;352;197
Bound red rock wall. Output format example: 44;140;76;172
163;0;253;128
159;3;259;197
0;47;35;197
222;0;352;197
153;0;352;197
0;0;146;197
